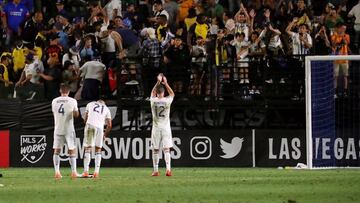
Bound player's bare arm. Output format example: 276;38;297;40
104;118;112;138
162;75;175;97
73;110;79;118
83;111;88;124
151;74;163;97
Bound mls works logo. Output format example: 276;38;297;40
20;135;47;164
220;137;244;159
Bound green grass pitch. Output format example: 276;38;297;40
0;168;359;203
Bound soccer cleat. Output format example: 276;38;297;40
71;171;78;179
165;170;172;177
151;171;160;176
54;172;62;180
82;171;90;178
93;172;99;178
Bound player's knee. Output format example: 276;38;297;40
68;149;76;156
95;147;102;152
153;149;160;154
53;149;60;155
163;148;170;153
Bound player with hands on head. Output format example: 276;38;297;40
150;73;175;176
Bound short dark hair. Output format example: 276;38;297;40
59;83;70;93
155;84;165;94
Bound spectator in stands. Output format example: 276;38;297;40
79;57;106;100
149;0;169;25
45;33;63;63
331;22;350;97
15;54;42;100
348;0;360;52
204;0;224;19
104;0;122;20
139;27;162;96
22;11;44;48
234;4;251;41
184;8;197;31
1;0;30;48
187;14;209;48
164;34;190;95
164;0;178;31
57;12;73;50
62;46;80;70
325;6;344;34
0;55;13;93
314;25;331;55
62;60;78;97
80;36;96;61
122;3;140;30
114;16;140;58
12;40;27;79
223;11;235;34
156;14;169;43
39;55;62;100
286;18;313;55
177;0;194;23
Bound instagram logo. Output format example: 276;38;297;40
190;137;212;159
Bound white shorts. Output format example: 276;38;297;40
151;128;173;150
83;124;104;148
53;131;76;150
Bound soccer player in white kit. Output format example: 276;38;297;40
150;74;175;176
51;84;79;180
82;99;112;178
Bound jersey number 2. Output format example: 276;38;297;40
93;103;104;114
157;106;165;117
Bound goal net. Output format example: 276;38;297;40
306;55;360;169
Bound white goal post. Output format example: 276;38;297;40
305;55;360;169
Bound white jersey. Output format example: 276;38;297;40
52;96;78;135
150;96;173;130
85;101;111;130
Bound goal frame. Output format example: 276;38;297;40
305;55;360;169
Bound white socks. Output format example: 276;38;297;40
153;152;159;172
164;151;171;171
69;155;77;173
83;152;90;173
94;152;102;173
53;154;60;173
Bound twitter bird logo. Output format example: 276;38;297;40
220;137;244;159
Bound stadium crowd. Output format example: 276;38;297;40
0;0;358;101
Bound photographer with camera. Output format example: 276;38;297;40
331;22;350;98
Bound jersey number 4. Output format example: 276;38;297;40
58;104;65;115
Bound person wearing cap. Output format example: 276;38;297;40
1;0;30;47
57;11;73;50
62;46;80;70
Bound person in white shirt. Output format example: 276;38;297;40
150;73;175;177
104;0;122;20
348;0;360;50
82;99;112;178
286;17;313;55
51;83;79;180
